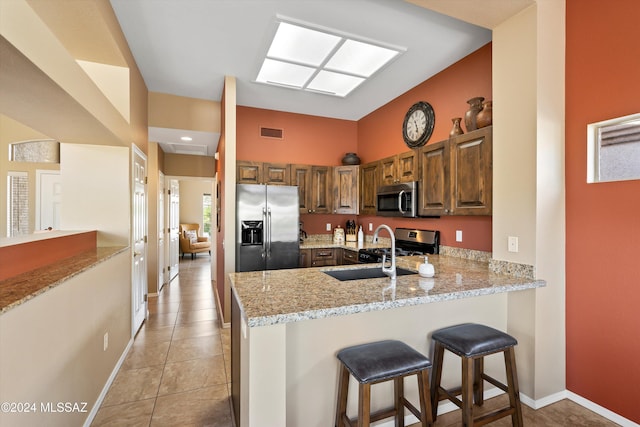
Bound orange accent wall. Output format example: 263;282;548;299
237;107;358;166
357;43;493;251
566;0;640;422
0;232;97;281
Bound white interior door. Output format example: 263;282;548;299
168;178;180;281
36;170;61;231
132;146;148;334
158;171;166;291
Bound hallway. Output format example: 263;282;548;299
92;256;232;426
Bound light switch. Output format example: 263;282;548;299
456;230;463;242
508;236;519;253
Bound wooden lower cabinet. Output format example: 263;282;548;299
342;249;359;264
311;248;337;267
299;248;311;268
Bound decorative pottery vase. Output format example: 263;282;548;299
449;117;464;137
476;100;493;128
464;96;485;132
341;152;361;165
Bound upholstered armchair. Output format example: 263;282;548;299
179;223;211;259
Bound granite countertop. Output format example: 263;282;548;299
0;246;129;314
229;255;546;327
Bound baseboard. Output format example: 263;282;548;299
566;391;639;427
213;281;231;329
82;337;134;427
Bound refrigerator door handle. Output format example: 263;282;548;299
262;207;267;259
266;207;272;258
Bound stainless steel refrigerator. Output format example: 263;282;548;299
236;184;300;272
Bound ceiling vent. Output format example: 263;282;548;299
260;127;284;139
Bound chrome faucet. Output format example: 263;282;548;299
373;224;396;280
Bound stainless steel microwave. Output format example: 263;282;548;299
376;181;418;217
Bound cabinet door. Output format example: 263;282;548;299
342;249;359;265
450;127;492;215
310;166;332;214
418;141;450;216
379;155;396;186
237;161;262;184
311;248;337;267
333;166;359;214
263;163;290;185
299;248;311;268
397;150;418;183
291;164;312;214
359;161;378;215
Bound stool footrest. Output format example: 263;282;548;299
481;373;509;393
474;406;516;426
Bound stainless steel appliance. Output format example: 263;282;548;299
358;227;439;263
376;181;418;217
236;184;300;272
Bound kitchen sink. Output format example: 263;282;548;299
323;267;417;281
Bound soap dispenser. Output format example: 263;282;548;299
419;256;435;278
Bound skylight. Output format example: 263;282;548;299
255;20;404;97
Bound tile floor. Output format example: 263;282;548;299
92;256;620;427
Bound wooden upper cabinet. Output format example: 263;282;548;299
379;150;419;186
290;164;312;214
451;127;492;215
418;126;492;216
359;161;378;215
333;165;359;214
236;161;262;184
310;166;332;214
418;140;450;216
236;161;290;185
263;163;290;185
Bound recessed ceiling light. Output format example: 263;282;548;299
255;19;404;97
181;136;193;141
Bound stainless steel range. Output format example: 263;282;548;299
358;228;440;263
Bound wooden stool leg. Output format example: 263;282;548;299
394;376;404;427
461;356;474;427
335;364;350;427
504;347;524;427
358;382;371;427
430;342;445;421
417;368;434;427
473;357;484;405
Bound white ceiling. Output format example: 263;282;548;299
108;0;530;154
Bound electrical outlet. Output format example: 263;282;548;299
369;223;373;232
326;223;331;231
103;332;109;351
456;230;463;242
508;236;519;253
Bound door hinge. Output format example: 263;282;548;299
168;189;171;195
167;227;171;233
144;294;148;302
144;235;147;243
168;266;171;271
144;176;148;184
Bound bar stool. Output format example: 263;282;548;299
430;323;523;426
335;339;433;427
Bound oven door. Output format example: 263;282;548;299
376;182;418;217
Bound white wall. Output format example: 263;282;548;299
60;143;130;246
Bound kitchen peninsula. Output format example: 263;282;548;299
230;254;545;427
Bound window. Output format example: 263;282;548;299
7;171;29;237
587;113;640;183
202;194;212;237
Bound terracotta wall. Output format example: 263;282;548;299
565;0;640;422
357;43;493;251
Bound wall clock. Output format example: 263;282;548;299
402;101;435;148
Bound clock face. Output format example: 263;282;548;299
402;101;435;148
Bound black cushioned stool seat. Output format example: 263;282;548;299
430;323;523;426
335;340;433;427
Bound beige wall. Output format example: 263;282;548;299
493;1;566;399
149;91;221;133
163;153;215;177
179;179;214;232
0;251;131;427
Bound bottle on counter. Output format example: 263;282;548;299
419;256;435;278
357;225;364;247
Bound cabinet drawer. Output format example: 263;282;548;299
311;248;337;266
342;249;359;264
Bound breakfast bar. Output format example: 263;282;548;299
229;255;545;427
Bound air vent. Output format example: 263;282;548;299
260;127;284;139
